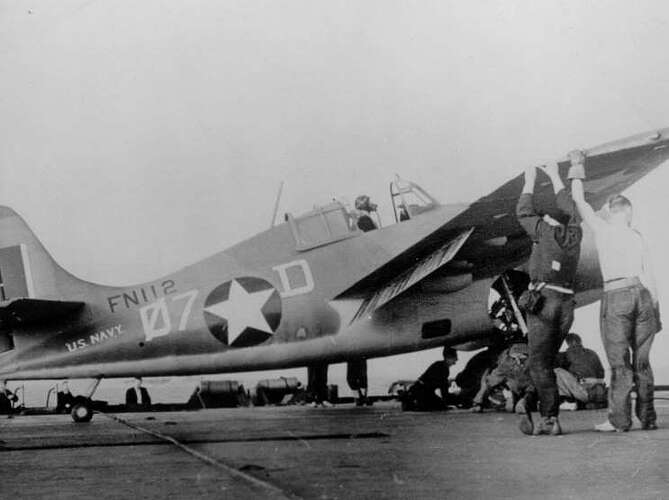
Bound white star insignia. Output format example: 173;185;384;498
204;280;275;345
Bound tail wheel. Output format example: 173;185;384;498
71;401;93;423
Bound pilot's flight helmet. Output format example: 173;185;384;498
355;195;377;212
355;195;370;210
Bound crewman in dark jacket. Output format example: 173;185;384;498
56;380;76;413
556;333;604;380
403;347;458;411
0;380;17;414
516;163;582;435
125;377;152;410
454;344;504;408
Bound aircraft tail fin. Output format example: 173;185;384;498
0;206;85;302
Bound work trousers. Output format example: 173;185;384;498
601;284;658;430
405;382;446;411
473;362;531;406
307;364;329;403
527;289;575;418
554;368;589;403
346;359;368;391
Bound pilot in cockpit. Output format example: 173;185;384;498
355;195;378;232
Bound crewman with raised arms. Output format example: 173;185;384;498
568;150;661;432
516;162;583;435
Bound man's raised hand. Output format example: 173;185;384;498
524;166;538;182
567;150;586;180
522;166;538;194
541;161;560;179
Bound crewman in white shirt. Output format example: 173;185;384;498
568;149;661;432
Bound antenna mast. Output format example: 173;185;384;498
270;181;284;228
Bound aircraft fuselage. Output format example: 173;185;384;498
0;205;604;380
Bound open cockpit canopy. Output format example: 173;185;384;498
389;175;439;222
286;201;358;251
285;177;440;251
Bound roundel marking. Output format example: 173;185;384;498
203;277;281;347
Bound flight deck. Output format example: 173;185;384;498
2;401;668;499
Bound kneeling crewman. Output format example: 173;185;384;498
403;347;458;411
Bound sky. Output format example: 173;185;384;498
2;1;669;400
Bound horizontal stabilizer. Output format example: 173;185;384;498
0;298;85;327
350;227;474;322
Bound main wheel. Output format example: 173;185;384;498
71;401;93;423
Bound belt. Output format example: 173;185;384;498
544;284;574;295
604;276;641;292
529;282;574;295
581;377;605;385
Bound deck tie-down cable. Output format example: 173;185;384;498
100;412;299;500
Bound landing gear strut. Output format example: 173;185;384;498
488;270;530;343
70;378;102;423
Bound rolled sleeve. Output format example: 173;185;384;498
516;193;541;240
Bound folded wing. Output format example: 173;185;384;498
351;228;474;321
337;127;669;317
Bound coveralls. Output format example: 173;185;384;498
516;189;582;418
473;343;532;409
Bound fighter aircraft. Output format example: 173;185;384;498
1;128;668;421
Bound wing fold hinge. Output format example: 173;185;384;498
350;227;474;322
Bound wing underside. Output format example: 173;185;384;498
337;127;669;313
350;228;474;321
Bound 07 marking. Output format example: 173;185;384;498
139;289;199;341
